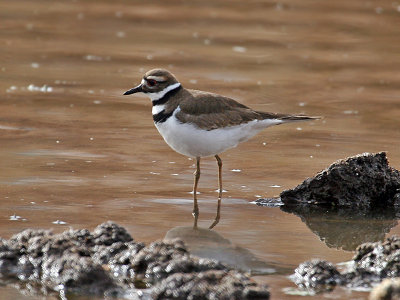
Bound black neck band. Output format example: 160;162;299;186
153;110;174;123
151;85;182;106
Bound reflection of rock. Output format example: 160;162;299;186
259;152;400;251
291;236;400;293
280;205;398;251
0;222;270;299
281;152;400;208
164;226;284;275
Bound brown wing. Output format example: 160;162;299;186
175;90;282;130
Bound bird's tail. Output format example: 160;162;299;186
257;111;321;123
279;115;321;123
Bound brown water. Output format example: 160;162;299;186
1;0;400;299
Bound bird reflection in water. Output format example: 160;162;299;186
164;211;290;276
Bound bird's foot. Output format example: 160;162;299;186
209;215;220;229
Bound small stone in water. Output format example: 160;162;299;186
52;220;67;225
10;215;22;221
232;46;247;53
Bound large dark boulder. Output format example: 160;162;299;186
281;152;400;208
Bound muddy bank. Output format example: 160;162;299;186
0;222;270;299
292;235;400;295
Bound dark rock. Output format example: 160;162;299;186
151;270;270;300
0;223;138;296
131;239;229;286
0;222;269;299
292;236;400;293
92;221;133;245
8;229;53;257
41;254;115;294
92;242;128;265
352;236;400;280
0;238;22;278
292;259;341;292
108;242;146;285
132;240;188;271
41;229;93;257
280;152;400;208
147;254;228;283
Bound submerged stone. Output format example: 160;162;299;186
280;152;400;208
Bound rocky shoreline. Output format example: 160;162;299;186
0;221;270;299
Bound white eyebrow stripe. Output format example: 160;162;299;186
146;75;167;82
148;82;181;101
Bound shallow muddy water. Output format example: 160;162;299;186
1;0;400;299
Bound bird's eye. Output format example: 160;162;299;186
147;79;157;87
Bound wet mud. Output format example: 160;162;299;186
0;221;270;299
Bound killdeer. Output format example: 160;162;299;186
124;69;318;228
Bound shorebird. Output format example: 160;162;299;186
124;69;318;228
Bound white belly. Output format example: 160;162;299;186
154;114;282;158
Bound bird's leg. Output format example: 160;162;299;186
209;154;222;229
192;157;201;228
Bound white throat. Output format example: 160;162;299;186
147;83;181;102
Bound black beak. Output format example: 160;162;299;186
123;84;142;95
